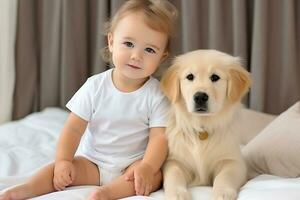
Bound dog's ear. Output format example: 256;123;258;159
227;65;251;103
160;64;180;103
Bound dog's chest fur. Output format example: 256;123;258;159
165;111;241;186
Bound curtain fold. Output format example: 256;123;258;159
13;0;109;119
250;0;300;114
13;0;300;119
0;0;17;124
250;0;269;112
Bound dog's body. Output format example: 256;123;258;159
160;50;251;200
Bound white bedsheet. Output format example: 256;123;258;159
0;108;299;200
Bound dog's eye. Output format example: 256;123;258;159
210;74;220;82
186;74;194;81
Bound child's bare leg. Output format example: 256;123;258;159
0;163;56;200
0;156;99;200
88;160;162;200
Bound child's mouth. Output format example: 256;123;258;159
127;64;141;69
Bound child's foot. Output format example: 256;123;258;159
0;184;34;200
88;187;111;200
0;190;14;200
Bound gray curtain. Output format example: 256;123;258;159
13;0;300;119
13;0;110;119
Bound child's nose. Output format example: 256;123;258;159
130;50;143;61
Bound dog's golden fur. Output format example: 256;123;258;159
160;50;251;200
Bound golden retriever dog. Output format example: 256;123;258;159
160;49;251;200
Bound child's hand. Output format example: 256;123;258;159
53;160;76;191
125;162;155;196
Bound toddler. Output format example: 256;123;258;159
0;0;177;200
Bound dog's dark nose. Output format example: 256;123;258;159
194;92;209;105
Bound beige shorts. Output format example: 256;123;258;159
98;167;123;186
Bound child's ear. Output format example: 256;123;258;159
107;33;113;52
160;51;169;63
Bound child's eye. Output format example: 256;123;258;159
123;41;134;48
145;47;156;54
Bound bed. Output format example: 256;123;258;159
1;107;300;200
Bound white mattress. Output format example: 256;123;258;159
0;108;299;200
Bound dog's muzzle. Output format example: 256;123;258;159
193;92;209;112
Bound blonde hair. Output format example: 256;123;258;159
102;0;178;63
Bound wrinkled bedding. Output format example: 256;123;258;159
0;108;299;200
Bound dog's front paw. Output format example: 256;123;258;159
212;187;237;200
165;187;191;200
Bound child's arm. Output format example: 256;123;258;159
125;127;168;195
55;112;88;162
53;112;88;190
142;127;168;173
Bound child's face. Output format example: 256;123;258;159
108;11;168;80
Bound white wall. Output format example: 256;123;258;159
0;0;17;124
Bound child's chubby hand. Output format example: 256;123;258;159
125;162;155;196
53;160;76;191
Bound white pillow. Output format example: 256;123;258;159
242;101;300;178
238;108;276;145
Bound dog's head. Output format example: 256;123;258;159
161;50;251;116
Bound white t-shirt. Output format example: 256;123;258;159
66;69;169;173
